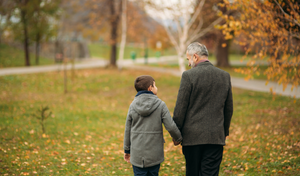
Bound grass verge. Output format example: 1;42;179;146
0;44;54;68
142;63;269;80
0;68;299;175
88;43;177;59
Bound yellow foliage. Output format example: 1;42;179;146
222;0;300;93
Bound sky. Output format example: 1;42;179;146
143;0;196;20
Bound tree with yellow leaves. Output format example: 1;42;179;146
221;0;300;92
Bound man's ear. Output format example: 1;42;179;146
194;54;199;61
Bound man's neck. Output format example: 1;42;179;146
195;57;209;66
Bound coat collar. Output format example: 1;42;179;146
195;61;213;67
135;90;154;97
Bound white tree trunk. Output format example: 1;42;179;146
118;0;127;70
178;54;186;74
151;0;223;75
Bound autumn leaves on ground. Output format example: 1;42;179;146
0;68;299;175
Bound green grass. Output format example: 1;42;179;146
88;43;252;62
219;65;269;80
88;43;177;59
144;62;297;82
143;63;269;80
0;68;299;175
208;54;253;61
0;44;54;68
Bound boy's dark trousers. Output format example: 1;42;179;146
182;144;223;176
132;164;160;176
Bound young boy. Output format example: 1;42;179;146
123;75;182;176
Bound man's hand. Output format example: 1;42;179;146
172;138;181;146
124;153;130;163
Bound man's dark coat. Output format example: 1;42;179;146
173;61;233;146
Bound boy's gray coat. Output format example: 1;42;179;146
123;94;182;168
173;61;233;146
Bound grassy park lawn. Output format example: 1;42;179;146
88;43;252;62
143;62;269;80
0;68;299;175
219;65;269;80
0;44;54;68
88;43;177;59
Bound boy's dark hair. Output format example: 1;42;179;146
134;75;155;92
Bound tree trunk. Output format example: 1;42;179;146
271;36;281;63
35;33;40;65
0;16;3;45
54;40;59;62
109;0;121;67
0;27;2;45
21;8;30;66
178;43;186;74
178;54;186;74
118;0;127;70
110;40;117;66
215;32;230;67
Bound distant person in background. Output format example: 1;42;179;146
173;42;233;176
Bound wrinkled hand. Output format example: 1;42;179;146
172;138;181;146
124;153;130;163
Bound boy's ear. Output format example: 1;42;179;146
147;85;152;91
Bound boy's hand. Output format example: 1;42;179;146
124;153;130;163
172;138;181;146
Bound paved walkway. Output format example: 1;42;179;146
125;65;299;99
0;59;108;76
0;56;175;76
0;56;299;98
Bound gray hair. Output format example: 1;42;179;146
186;42;209;58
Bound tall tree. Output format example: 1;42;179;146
108;0;122;67
214;1;231;67
192;0;232;67
118;0;127;69
215;30;230;67
16;0;31;66
0;0;14;44
30;0;60;65
222;0;300;92
146;0;224;73
88;0;122;67
3;0;60;66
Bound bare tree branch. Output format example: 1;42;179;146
187;0;206;29
273;0;300;27
190;15;204;39
174;18;183;40
291;33;300;39
187;17;223;44
163;25;179;51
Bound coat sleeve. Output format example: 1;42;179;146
173;71;192;131
161;102;182;142
123;107;132;153
224;75;233;136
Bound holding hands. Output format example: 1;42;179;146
172;138;181;146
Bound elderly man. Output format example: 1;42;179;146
173;42;233;176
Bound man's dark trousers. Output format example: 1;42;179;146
183;144;223;176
